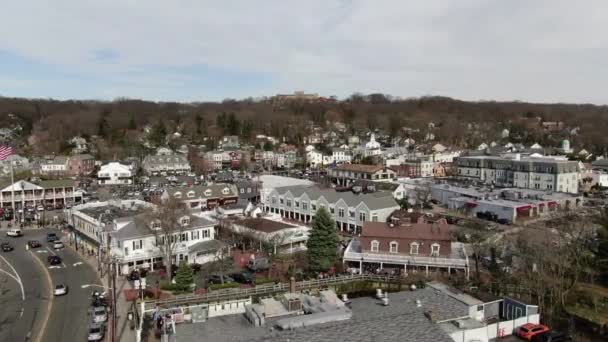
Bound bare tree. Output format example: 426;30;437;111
148;197;188;280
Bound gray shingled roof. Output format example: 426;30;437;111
273;185;399;210
165;184;239;199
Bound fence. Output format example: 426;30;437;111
143;274;404;311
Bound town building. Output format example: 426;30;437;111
331;148;352;164
0;179;82;210
431;184;582;222
0;154;30;177
97;162;135;185
162;184;239;210
219;136;240;151
328;164;397;186
142;154;191;176
364;133;382;157
229;215;311;254
272;91;319;105
306;148;324;168
39;156;70;176
68;200;222;275
67;154;96;176
456;154;579;194
264;185;400;234
343;215;469;278
234;179;260;203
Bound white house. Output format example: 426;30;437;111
306;149;324;167
364;134;382;157
69;200;223;275
97;162;134;185
40;156;69;176
332;148;352;164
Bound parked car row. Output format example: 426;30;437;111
88;291;108;341
476;211;512;225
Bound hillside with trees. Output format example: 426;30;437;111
1;94;607;159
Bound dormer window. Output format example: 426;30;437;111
204;189;212;197
410;242;419;255
151;220;161;230
371;240;379;252
180;216;190;226
174;192;182;199
431;243;440;256
187;191;195;198
222;187;230;195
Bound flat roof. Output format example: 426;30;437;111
236;218;297;233
175;287;465;342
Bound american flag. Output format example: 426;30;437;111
0;145;14;161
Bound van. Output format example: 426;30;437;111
7;228;23;237
247;258;270;272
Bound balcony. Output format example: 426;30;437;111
343;239;468;268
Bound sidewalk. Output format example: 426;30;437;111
62;235;138;342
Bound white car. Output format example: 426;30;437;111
6;229;22;237
53;241;64;250
89;306;108;323
54;284;68;296
36;205;45;212
87;323;105;341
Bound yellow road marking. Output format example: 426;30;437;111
29;250;53;342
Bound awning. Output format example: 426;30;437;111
517;205;532;212
464;202;478;208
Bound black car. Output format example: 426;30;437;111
496;218;511;225
1;242;13;252
532;331;573;342
28;240;41;248
46;233;58;243
47;255;62;265
208;274;235;285
229;272;255;284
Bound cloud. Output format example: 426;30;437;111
1;0;608;103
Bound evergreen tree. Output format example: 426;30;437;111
195;113;203;135
216;112;227;131
263;141;274;151
149;119;167;147
306;207;339;272
242;119;253;139
128;114;137;130
97;115;109;137
174;261;194;291
227;113;241;135
596;209;608;285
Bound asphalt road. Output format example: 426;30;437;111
0;228;101;342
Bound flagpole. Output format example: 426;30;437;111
10;157;15;226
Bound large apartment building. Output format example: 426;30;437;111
264;185;400;234
456;154;579;194
328;164;397;186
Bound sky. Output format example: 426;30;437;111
1;0;608;104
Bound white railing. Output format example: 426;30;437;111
343;250;468;268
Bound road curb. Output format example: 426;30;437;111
29;250;53;342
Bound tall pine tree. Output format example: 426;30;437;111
174;261;194;291
306;207;339;272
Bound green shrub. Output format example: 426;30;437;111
255;277;276;285
208;282;240;291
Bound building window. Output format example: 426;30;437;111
240;188;245;194
371;240;379;252
187;191;195;198
295;201;299;208
204;189;212;196
410;242;419;255
302;202;308;210
222;187;230;195
280;198;284;204
359;212;366;221
389;241;398;254
132;240;143;250
174;192;182;199
180;233;188;242
180;217;190;226
338;208;345;218
330;207;335;214
312;204;316;210
431;243;440;256
202;229;210;239
286;200;292;207
191;230;200;240
247;188;252;193
272;197;277;205
349;210;355;218
372;214;378;222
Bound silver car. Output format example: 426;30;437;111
87;322;105;341
89;306;107;323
